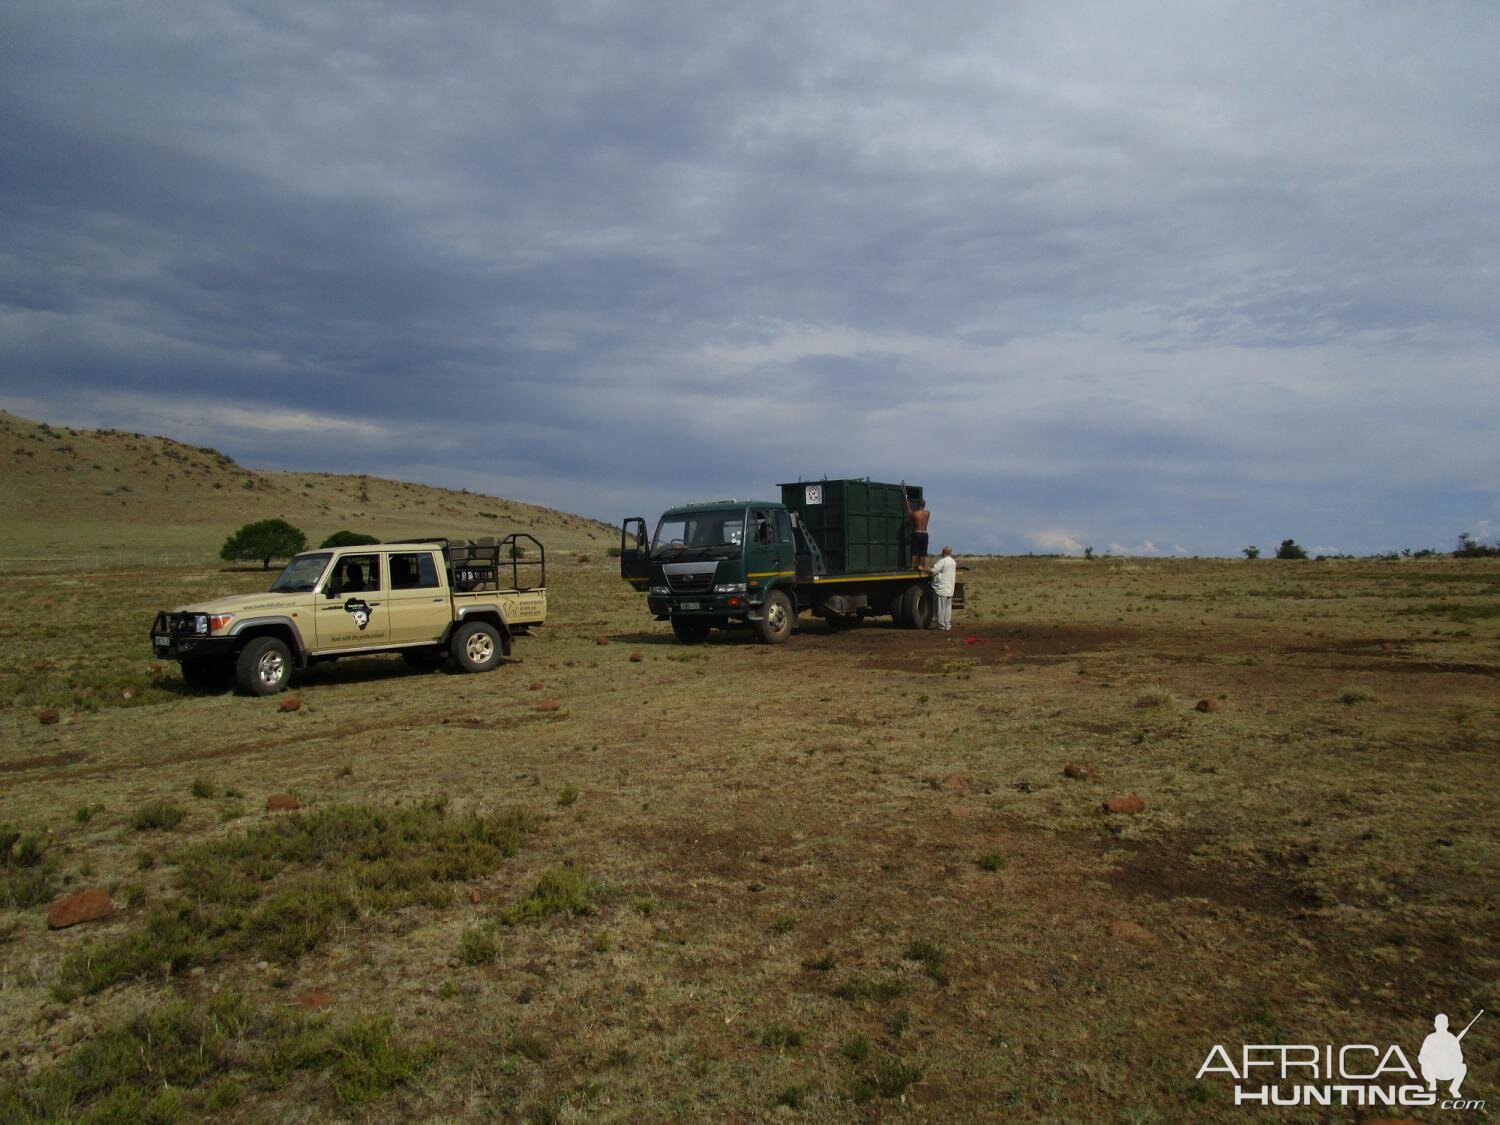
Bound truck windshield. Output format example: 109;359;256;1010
652;511;745;558
270;553;332;592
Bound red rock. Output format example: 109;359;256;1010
1195;698;1219;713
47;888;114;929
537;699;560;712
949;806;974;819
595;634;610;646
37;708;60;726
1108;920;1157;945
1103;795;1146;814
629;652;643;663
468;889;482;904
942;773;969;791
278;696;301;713
266;793;300;812
528;680;543;691
1063;762;1096;780
296;989;336;1009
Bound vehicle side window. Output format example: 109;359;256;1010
775;510;792;543
390;552;439;590
335;554;381;592
752;509;773;543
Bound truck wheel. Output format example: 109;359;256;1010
899;583;934;630
671;617;710;643
451;621;502;672
755;590;794;645
236;637;292;695
180;658;231;691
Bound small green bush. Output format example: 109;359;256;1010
131;802;186;831
499;865;597;926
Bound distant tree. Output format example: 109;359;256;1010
1242;546;1260;560
1276;539;1308;560
1083;545;1095;560
221;518;307;570
1454;532;1498;558
320;529;381;549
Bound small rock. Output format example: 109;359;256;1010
296;989;336;1009
942;773;969;791
1108;920;1157;945
515;986;535;1005
595;634;610;646
1103;795;1146;814
47;888;114;929
629;652;643;663
748;882;764;893
278;696;302;713
950;806;974;819
1195;698;1218;713
537;698;560;712
528;680;543;691
468;889;482;904
37;708;60;726
266;793;300;812
1063;762;1096;780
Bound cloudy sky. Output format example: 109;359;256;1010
3;1;1496;555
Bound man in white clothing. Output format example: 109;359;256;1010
928;546;957;631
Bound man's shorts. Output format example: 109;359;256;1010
912;531;929;557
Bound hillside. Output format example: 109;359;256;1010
0;411;615;564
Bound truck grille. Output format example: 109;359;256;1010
665;571;712;593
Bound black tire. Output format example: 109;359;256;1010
450;621;502;673
180;658;231;691
401;646;447;670
899;583;934;630
754;590;794;645
671;616;710;643
235;637;292;695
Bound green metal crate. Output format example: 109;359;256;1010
778;479;922;574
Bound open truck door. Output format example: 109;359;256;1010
620;517;650;589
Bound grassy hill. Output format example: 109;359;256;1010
0;411;615;564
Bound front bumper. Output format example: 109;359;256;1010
647;592;751;619
150;612;237;661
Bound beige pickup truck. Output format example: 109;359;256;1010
151;536;546;695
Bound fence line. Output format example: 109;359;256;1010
0;551;223;572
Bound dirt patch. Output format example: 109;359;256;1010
1107;837;1321;916
1317;660;1500;678
850;623;1135;673
0;749;87;773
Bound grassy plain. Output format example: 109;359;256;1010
1;546;1496;1121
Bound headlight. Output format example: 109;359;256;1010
209;614;235;632
713;583;746;594
194;614;209;634
650;585;669;595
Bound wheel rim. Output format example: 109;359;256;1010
466;632;494;663
767;601;787;633
257;650;285;686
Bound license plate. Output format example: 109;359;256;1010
153;636;169;647
679;602;700;611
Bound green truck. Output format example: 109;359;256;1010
620;479;962;644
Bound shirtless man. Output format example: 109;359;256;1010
903;485;931;569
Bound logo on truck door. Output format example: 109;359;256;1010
344;598;372;630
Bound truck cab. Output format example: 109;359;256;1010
621;501;821;643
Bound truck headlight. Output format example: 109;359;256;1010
194;614;209;634
650;585;669;595
713;583;746;594
209;614;235;632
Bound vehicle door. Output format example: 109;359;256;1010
384;550;449;645
619;517;650;589
316;552;391;649
746;507;792;587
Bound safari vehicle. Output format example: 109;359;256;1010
151;535;546;695
620;479;962;644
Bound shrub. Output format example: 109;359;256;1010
499;865;597;925
1276;539;1308;560
319;530;381;549
1242;546;1260;559
131;802;187;831
459;923;501;965
1;826;58;909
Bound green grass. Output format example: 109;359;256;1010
130;801;186;831
498;864;598;926
459;922;502;965
0;827;57;909
54;802;536;998
0;991;430;1120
